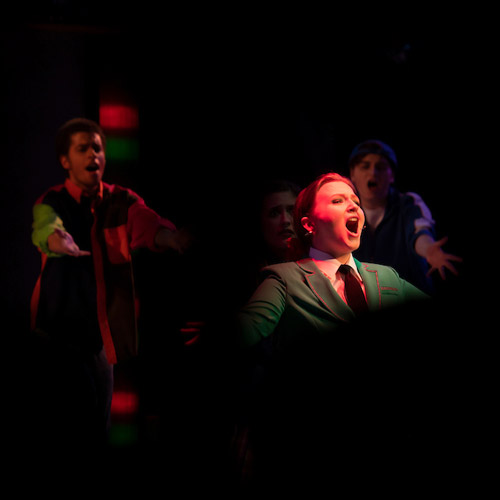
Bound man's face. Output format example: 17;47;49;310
301;181;365;263
350;153;394;205
60;132;106;193
260;190;297;256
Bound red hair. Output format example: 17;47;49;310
287;172;358;260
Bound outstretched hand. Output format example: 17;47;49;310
425;236;463;280
47;228;91;257
155;227;194;254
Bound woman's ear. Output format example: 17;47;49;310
301;216;314;233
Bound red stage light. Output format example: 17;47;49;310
111;390;139;416
99;104;139;130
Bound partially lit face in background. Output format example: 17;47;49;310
349;153;394;206
260;190;297;257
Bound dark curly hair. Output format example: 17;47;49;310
55;117;106;160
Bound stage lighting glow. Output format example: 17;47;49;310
106;137;139;161
111;390;139;416
100;104;139;130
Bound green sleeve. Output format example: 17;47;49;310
237;270;287;348
402;278;429;302
32;203;66;257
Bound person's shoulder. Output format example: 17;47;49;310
398;190;431;209
103;182;132;196
264;259;308;271
262;259;314;279
358;260;400;279
388;187;420;203
262;261;293;273
103;183;143;203
359;260;428;297
34;183;66;205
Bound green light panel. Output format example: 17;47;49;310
106;137;139;161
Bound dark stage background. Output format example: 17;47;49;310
1;3;487;493
2;7;475;321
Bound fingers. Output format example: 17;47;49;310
426;236;463;280
445;253;463;263
434;236;449;248
65;244;91;257
427;265;444;279
426;258;461;279
427;265;447;279
72;249;92;257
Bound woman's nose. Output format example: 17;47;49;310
347;201;358;212
281;211;293;225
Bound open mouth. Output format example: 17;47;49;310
367;180;377;190
86;163;99;172
345;217;359;234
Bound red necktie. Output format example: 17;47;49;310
338;265;369;316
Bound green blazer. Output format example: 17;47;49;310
238;257;428;350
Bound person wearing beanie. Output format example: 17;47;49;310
348;139;462;294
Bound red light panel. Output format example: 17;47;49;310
111;390;139;416
100;104;139;130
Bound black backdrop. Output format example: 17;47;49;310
2;10;475;318
1;5;487;491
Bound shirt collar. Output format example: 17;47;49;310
64;178;103;204
309;247;361;280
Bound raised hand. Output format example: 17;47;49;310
425;236;463;280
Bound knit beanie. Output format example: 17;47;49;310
348;140;398;170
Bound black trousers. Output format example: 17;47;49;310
25;339;114;450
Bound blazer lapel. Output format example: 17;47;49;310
297;258;353;322
355;259;382;311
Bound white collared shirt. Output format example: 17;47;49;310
308;247;367;304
